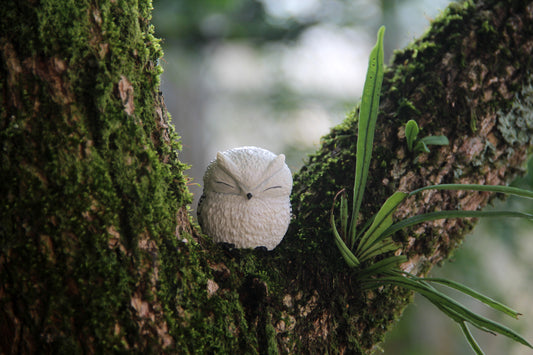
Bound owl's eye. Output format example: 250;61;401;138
263;186;282;192
262;185;287;197
211;180;240;194
216;181;235;188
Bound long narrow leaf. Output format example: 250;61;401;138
381;210;533;240
398;279;496;336
356;255;407;278
331;213;360;268
363;277;532;348
422;277;521;319
349;26;386;247
427;294;530;348
410;184;533;199
425;292;494;335
460;322;485;355
361;276;533;348
340;193;349;239
355;214;376;241
395;271;521;319
358;239;398;262
356;191;407;255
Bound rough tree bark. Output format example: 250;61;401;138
1;0;532;354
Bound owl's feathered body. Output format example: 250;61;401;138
197;146;292;250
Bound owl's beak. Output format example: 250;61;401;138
246;192;253;200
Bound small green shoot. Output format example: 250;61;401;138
405;119;449;154
330;26;533;354
405;119;419;151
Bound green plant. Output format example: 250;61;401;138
405;119;449;153
331;26;533;354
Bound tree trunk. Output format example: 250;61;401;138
0;0;191;352
1;0;532;354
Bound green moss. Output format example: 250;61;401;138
264;312;279;355
158;237;260;353
397;98;421;122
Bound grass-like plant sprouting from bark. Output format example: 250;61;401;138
331;26;533;354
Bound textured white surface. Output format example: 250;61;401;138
197;146;292;250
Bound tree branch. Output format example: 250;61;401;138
278;0;533;352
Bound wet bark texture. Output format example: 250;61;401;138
1;0;532;354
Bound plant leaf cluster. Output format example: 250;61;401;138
330;26;533;354
405;119;449;154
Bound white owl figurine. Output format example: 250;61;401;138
197;146;293;250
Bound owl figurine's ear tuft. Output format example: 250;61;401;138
264;153;286;177
216;152;241;180
216;152;225;165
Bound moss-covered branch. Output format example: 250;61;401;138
284;0;533;351
1;0;533;354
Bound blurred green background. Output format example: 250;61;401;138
151;0;533;353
